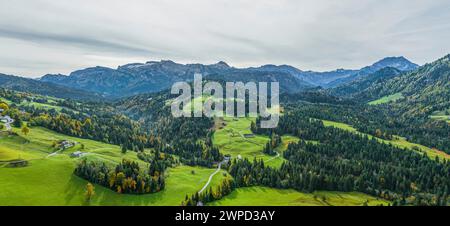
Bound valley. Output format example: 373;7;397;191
0;54;449;207
0;119;387;206
0;126;228;206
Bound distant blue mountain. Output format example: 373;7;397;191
324;57;418;87
39;57;418;98
239;56;418;88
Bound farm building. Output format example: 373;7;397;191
1;116;12;122
243;134;255;138
59;140;75;149
8;160;28;168
71;151;85;158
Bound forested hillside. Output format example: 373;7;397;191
1;54;449;206
355;55;450;117
330;67;402;97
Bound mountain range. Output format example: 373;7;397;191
0;73;103;101
329;67;403;97
37;56;418;99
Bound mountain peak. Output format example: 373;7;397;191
371;56;418;71
160;60;177;65
439;54;450;61
211;61;230;69
256;64;302;73
40;73;67;82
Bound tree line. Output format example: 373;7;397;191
240;112;450;205
74;159;165;194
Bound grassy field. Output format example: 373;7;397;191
20;100;64;111
368;92;404;105
213;117;295;168
209;187;390;206
213;117;269;159
429;110;450;124
0;97;12;105
2;126;143;162
0;95;71;112
430;115;450;123
368;93;405;105
0;127;228;206
322;119;450;161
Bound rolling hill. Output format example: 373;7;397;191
330;67;403;97
355;54;450;116
0;73;105;101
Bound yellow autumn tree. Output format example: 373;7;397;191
21;125;30;136
85;183;95;201
375;129;383;138
0;102;8;112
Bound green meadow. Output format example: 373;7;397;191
0;117;404;206
213;117;269;159
0;97;12;105
209;187;390;206
429;110;450;124
213;117;294;168
368;92;404;105
0;95;72;112
0;126;227;206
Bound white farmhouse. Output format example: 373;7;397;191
71;151;84;158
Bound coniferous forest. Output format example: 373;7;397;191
1;54;450;207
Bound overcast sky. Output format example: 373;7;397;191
1;0;450;77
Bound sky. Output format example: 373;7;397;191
1;0;450;78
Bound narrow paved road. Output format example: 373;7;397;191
265;151;280;163
198;158;229;194
46;150;61;158
3;115;13;131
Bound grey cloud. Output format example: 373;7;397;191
0;27;158;55
0;0;449;77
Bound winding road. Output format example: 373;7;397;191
46;150;61;158
265;151;280;163
198;158;229;194
2;115;13;131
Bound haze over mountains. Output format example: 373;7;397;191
0;73;103;101
36;56;418;99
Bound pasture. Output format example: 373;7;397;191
213;117;295;168
368;92;404;105
0;126;227;206
322;119;450;161
209;186;390;206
